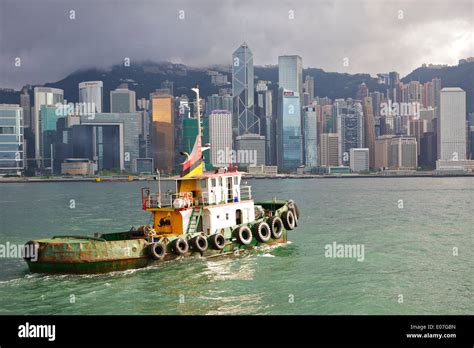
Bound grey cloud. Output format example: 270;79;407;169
0;0;472;89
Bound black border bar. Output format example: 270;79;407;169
0;315;472;346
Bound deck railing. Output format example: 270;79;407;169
142;186;252;210
240;186;252;201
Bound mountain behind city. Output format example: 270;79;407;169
1;61;473;113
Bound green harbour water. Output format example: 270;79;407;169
0;177;472;315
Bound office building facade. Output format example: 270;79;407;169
111;84;136;113
150;91;175;173
0;104;24;175
335;99;364;166
208;110;233;167
320;133;339;167
303;106;318;168
349;148;369;172
232;43;259;135
79;81;103;113
437;88;466;162
277;90;303;170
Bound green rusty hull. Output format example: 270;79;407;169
25;231;288;274
25;200;296;275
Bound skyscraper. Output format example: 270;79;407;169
40;105;63;171
389;136;418;170
356;83;368;101
110;84;136;113
20;88;31;128
33;87;64;168
303;106;318;169
256;85;275;165
320;133;339;167
362;97;376;168
79;81;103;113
208;110;232;167
278;55;303;105
150;91;175;173
277;90;302;170
232;43;259;135
235;133;266;167
388;71;400;102
303;75;315;103
437;88;466;166
206;94;233;115
335;99;364;166
0;104;24;176
349;148;369;172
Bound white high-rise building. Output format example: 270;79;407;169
349;148;369;172
437;88;466;161
209;110;233;167
79;81;103;113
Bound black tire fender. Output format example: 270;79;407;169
208;233;226;250
232;225;253;245
189;235;208;253
172;237;189;255
281;210;296;231
252;221;271;243
149;242;166;260
267;216;284;239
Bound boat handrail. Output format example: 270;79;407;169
143;190;194;209
52;235;106;242
240;185;252;200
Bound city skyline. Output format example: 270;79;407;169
1;36;473;177
1;0;472;89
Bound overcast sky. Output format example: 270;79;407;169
0;0;472;89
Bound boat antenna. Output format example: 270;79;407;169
156;168;161;208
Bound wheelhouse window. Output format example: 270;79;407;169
211;178;217;187
200;179;207;188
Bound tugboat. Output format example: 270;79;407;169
24;88;300;274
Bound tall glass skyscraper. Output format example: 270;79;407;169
40;105;63;170
278;55;303;105
232;43;259;135
277;90;303;170
33;87;64;169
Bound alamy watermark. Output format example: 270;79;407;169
216;148;258;167
55;101;96;119
324;241;365;262
18;322;55;341
0;242;38;262
380;100;421;118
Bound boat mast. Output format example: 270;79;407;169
191;87;201;140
